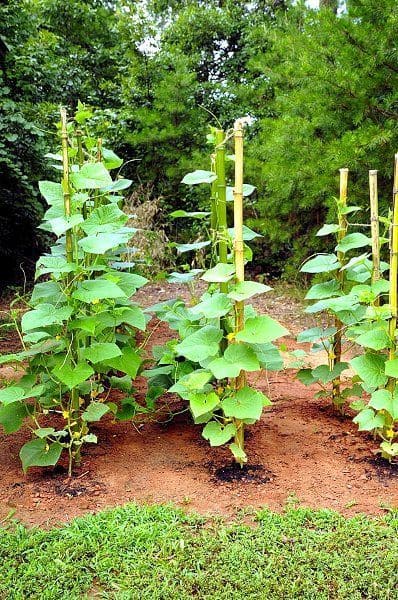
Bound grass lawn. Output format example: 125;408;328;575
1;503;398;599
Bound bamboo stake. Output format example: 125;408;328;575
369;170;381;292
332;168;348;408
215;129;228;293
232;119;246;465
388;155;398;375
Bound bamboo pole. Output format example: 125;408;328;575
232;119;246;465
369;171;381;308
388;155;398;373
215;129;228;293
331;168;348;408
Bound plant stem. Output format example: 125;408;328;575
215;129;228;292
332;168;348;409
232;119;246;465
369;170;381;300
388;155;398;391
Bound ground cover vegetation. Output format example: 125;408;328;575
1;503;398;599
1;0;397;287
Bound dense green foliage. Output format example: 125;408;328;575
1;503;398;599
1;0;398;286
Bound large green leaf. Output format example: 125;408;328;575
236;316;288;344
181;170;216;185
101;148;123;170
227;281;272;301
224;344;260;371
227;225;262;241
53;361;94;389
305;280;341;300
78;232;132;254
31;281;66;306
81;204;129;235
113;306;146;331
385;358;398;377
22;304;73;332
202;421;236;446
207;357;241;379
311;362;349;384
20;439;63;473
226;184;256;201
72;280;126;303
173;241;211;254
222;386;270;420
188;391;220;419
175;326;223;362
201;263;235;283
336;233;371;253
169;370;212;397
71;162;113;189
103;347;142;378
353;408;385;432
102;272;148;296
81;343;122;364
82;402;110;422
251;343;284;371
368;389;398;420
0;386;26;405
38;181;64;206
355;328;391;351
297;327;337;343
39;214;84;237
190;293;233;319
167;270;203;284
170;210;210;219
0;401;28;433
350;354;387;389
316;224;340;236
35;256;77;278
301;254;340;274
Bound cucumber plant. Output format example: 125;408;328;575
349;158;398;461
297;169;389;413
0;106;148;475
145;122;288;464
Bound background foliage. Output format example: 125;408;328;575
1;0;397;288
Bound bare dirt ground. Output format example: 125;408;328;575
0;282;397;527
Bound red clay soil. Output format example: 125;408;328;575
0;283;398;527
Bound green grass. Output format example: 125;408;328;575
1;503;398;599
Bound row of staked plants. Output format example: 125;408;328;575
144;122;288;465
0;112;289;473
298;161;398;461
0;106;149;475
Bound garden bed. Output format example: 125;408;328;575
0;282;397;527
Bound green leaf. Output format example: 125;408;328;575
34;427;56;439
169;370;212;397
369;389;398;420
353;408;385;431
21;304;73;332
229;443;247;463
114;306;146;331
305;280;341;300
222;386;269;420
297;327;337;343
251;343;283;371
0;401;28;433
297;369;317;386
81;204;129;235
336;233;371;253
82;402;110;422
53;361;94;389
190;293;233;319
227;225;262;241
226;184;256;201
35;256;77;278
311;362;349;384
20;439;63;473
78;232;132;254
181;170;217;185
188;391;220;419
202;421;236;446
224;344;260;371
301;254;340;273
71;162;113;189
102;178;132;192
81;343;122;364
227;281;272;301
175;326;223;362
201;263;235;283
356;328;391;351
101;148;123;170
38;181;64;206
316;224;340;236
72;280;126;303
350;354;387;389
109;375;133;393
102;272;148;296
39;214;84;237
0;386;26;405
385;359;398;378
380;441;398;458
236;316;289;344
170;210;210;219
340;205;362;215
173;241;211;254
207;357;241;379
104;347;142;378
167;270;204;283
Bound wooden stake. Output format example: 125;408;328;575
388;155;398;371
60;108;73;266
215;130;228;293
232;119;246;464
369;170;381;298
